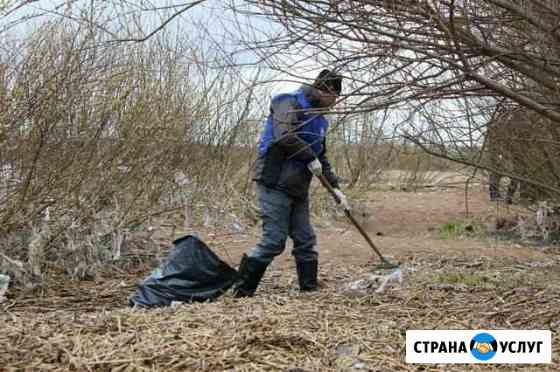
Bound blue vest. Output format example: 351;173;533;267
258;89;328;158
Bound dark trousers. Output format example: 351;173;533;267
489;173;520;200
248;184;317;264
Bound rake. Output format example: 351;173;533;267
317;174;400;270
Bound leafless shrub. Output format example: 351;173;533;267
0;13;265;285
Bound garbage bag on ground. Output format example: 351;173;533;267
129;235;238;308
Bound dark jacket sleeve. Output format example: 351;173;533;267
271;98;316;162
318;139;339;189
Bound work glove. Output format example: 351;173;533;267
307;158;323;177
333;188;350;211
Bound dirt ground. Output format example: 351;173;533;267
209;185;551;270
1;185;559;371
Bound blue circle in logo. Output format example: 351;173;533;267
470;333;497;361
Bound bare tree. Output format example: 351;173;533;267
230;0;560;199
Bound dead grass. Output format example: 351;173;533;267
1;255;559;371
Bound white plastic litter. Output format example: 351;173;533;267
375;268;403;293
343;267;404;295
347;275;384;291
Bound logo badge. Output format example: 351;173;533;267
406;330;551;364
470;333;497;361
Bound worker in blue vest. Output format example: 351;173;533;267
234;69;348;297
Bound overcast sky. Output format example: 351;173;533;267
1;0;323;96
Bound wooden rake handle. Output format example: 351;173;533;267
316;174;397;268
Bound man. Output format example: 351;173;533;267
233;69;349;297
487;107;521;204
487;106;541;204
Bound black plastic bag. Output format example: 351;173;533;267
129;235;238;308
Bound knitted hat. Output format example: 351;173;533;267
313;69;342;95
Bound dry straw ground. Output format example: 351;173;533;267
1;186;560;371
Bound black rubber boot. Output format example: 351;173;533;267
296;260;318;291
233;254;269;298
